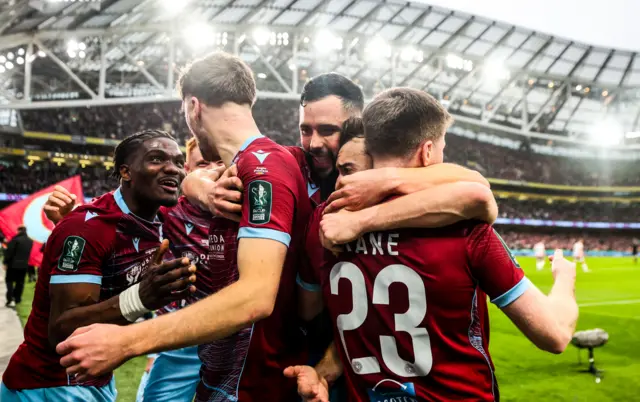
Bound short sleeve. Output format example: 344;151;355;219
467;224;530;308
48;212;114;285
297;206;325;292
237;149;301;247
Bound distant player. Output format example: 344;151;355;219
57;52;313;402
633;238;638;264
573;238;589;272
534;241;546;270
1;130;196;402
294;88;578;401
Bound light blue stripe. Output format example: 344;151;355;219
237;227;291;247
297;273;321;292
200;384;237;401
50;274;103;285
307;181;319;198
491;277;532;308
239;134;264;151
113;187;131;214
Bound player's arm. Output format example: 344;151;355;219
321;182;497;249
49;229;195;346
297;207;326;321
469;226;578;354
326;163;489;212
180;165;243;221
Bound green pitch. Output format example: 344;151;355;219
14;257;640;401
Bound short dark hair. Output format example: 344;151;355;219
363;87;452;159
112;130;176;179
177;52;256;107
300;73;364;113
339;116;365;150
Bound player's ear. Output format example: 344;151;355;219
419;140;433;167
120;164;132;182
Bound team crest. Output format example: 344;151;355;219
248;180;272;225
58;236;86;272
182;250;200;265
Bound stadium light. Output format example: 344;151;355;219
17;48;24;56
162;0;187;13
37;50;46;58
16;57;24;65
6;52;13;60
5;61;13;70
252;27;272;46
592;118;624;146
67;39;85;59
183;23;215;49
446;54;473;71
626;131;640;139
365;36;391;60
313;30;343;53
400;47;424;63
257;73;267;79
483;59;510;82
0;66;5;73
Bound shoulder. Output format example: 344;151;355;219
51;200;120;244
241;138;300;167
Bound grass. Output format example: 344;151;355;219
12;257;640;401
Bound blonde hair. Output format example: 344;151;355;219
185;137;198;166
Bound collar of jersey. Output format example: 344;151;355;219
231;133;264;166
114;187;160;223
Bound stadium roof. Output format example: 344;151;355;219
0;0;638;148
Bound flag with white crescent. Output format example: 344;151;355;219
0;175;84;267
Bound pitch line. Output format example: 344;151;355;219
579;299;640;307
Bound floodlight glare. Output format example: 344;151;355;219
257;73;267;79
6;52;13;60
0;66;5;73
483;59;510;82
37;50;46;58
17;48;24;56
78;51;86;59
252;27;272;46
16;57;24;65
5;61;13;70
400;47;423;63
183;23;215;49
162;0;187;13
446;53;473;71
313;30;343;53
592;118;624;146
365;37;391;60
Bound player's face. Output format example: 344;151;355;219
335;137;372;183
131;137;186;207
299;95;350;179
183;97;221;163
186;144;225;173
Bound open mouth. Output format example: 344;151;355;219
158;177;179;194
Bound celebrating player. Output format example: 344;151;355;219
57;52;313;402
0;130;196;402
534;241;547;270
295;88;579;401
573;238;589;272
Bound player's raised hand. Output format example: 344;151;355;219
549;249;576;280
43;185;77;225
325;169;393;214
320;209;365;252
211;164;244;222
57;323;130;381
138;239;197;310
283;365;330;402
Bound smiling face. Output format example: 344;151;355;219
335;137;372;183
127;137;186;207
299;95;350;179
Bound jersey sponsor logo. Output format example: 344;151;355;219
132;237;140;252
185;221;194;235
208;233;226;260
248;180;272;225
493;229;521;268
58;236;86;272
85;211;98;222
366;381;417;402
251;150;270;164
254;166;269;175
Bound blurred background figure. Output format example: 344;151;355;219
3;226;32;307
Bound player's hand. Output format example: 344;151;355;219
283;365;330;402
325;169;394;214
549;249;576;280
138;239;197;311
320;209;366;252
43;185;77;225
211;165;244;222
57;323;131;381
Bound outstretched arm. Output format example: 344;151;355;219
320;182;497;249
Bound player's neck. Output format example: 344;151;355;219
202;105;261;167
120;186;159;222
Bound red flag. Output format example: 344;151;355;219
0;176;84;267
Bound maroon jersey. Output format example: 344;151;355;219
158;197;238;314
3;189;162;390
284;145;323;207
299;205;530;402
195;135;312;402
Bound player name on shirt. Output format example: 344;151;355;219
344;233;400;256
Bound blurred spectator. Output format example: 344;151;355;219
500;228;635;253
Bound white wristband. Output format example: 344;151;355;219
119;283;151;322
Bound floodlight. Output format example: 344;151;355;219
183;23;215;49
0;56;6;63
257;73;267;79
0;66;5;73
16;57;24;65
78;51;86;59
576;84;582;91
6;52;13;60
483;59;510;82
78;42;86;51
17;48;24;56
252;27;271;46
67;40;78;51
313;31;343;54
67;50;76;58
5;61;13;70
591;118;624;146
37;50;46;58
365;36;391;60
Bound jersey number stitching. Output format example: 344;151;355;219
330;262;433;378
